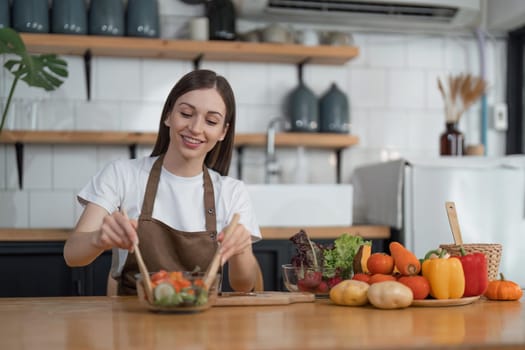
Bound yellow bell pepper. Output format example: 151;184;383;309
422;253;465;299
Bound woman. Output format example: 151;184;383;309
64;69;261;294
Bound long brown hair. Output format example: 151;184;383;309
151;69;236;176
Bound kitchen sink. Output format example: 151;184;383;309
246;184;353;227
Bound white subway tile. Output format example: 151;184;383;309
427;70;447;109
29;190;76;228
367;34;406;68
120;101;161;132
36;100;75;130
236;104;282;133
142;59;192;102
0;190;29;227
92;57;141;101
53;146;98;189
227;62;269;105
367;109;409;149
387;70;425;109
268;64;297;104
407;36;445;69
22;145;53;190
96;146;130;172
348;68;387;108
75;100;121;130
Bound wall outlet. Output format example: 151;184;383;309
492;102;508;131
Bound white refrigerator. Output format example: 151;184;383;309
353;156;525;287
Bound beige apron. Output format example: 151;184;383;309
118;154;218;295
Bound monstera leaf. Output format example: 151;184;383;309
0;28;68;132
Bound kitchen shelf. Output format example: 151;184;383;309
20;33;359;65
0;130;359;188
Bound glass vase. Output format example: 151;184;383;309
440;122;465;156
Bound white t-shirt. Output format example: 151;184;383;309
77;156;261;277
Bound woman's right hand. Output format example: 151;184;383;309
93;211;139;252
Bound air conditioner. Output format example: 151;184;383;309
233;0;482;32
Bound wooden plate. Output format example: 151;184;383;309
411;295;481;307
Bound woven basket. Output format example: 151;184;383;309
439;243;502;281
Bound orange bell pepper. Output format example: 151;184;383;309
422;250;465;299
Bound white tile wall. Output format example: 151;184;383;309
0;14;508;228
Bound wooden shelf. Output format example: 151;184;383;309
20;33;359;65
0;130;359;148
0;226;390;242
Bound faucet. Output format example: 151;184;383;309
265;117;288;184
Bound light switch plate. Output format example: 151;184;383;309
493;102;508;131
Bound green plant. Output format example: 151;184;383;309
0;28;68;133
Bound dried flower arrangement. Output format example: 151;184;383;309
437;74;488;124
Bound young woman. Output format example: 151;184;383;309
64;69;261;294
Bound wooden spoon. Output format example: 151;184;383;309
203;213;240;290
445;201;463;245
121;209;153;303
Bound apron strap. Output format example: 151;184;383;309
203;166;217;235
139;154;164;220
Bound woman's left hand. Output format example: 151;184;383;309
217;223;253;265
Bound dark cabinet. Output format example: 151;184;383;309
0;241;111;297
0;237;388;297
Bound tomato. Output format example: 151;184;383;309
398;275;430;300
151;270;168;283
367;253;395;275
368;273;397;284
352;273;371;284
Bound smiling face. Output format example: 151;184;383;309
163;88;229;174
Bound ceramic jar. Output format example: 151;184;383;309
89;0;125;36
51;0;88;35
206;0;236;41
127;0;159;38
319;83;350;133
12;0;49;33
0;0;10;29
288;82;319;132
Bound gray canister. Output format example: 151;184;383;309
0;0;10;29
51;0;88;35
12;0;49;33
288;82;318;132
89;0;125;36
319;83;350;133
126;0;160;38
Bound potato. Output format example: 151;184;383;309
329;279;369;306
367;281;413;309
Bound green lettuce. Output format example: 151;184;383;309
323;233;371;279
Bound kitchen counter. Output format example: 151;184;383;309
0;295;522;349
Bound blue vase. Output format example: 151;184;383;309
89;0;125;36
126;0;159;38
52;0;88;35
12;0;50;33
0;0;10;29
319;83;350;133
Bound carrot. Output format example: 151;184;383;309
389;241;421;276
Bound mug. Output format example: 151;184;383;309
296;28;319;46
51;0;88;35
127;0;160;38
189;17;209;41
89;0;125;36
262;23;294;44
12;0;49;33
0;0;10;29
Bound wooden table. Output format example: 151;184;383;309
0;295;523;349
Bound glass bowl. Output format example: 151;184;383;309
136;270;220;313
282;264;343;297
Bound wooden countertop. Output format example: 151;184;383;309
0;296;522;349
0;226;390;241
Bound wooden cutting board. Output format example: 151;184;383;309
215;292;315;306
